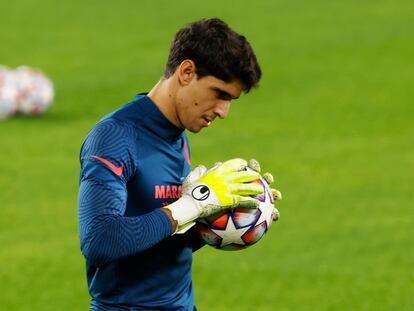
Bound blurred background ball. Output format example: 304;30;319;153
14;66;54;115
0;67;18;119
196;175;276;251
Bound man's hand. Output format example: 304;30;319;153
165;158;263;233
246;159;282;221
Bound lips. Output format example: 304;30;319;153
202;116;212;126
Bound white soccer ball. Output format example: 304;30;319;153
14;66;54;115
0;67;18;119
196;173;277;251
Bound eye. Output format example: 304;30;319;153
191;185;210;201
216;90;231;101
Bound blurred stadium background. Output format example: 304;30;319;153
0;0;413;310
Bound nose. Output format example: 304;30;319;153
213;100;231;119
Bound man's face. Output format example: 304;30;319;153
175;75;243;133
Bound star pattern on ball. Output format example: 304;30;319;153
254;183;274;227
211;216;250;247
255;200;273;228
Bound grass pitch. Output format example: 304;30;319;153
0;0;413;310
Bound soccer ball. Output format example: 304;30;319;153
0;65;54;119
0;67;18;119
14;66;54;115
195;175;276;251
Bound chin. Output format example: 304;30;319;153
187;127;202;134
185;123;203;133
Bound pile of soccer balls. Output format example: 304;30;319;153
0;66;54;119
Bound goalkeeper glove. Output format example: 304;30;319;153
246;159;282;221
166;158;263;233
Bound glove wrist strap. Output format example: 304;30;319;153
165;196;201;233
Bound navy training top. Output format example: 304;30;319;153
78;94;202;310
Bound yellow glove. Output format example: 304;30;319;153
247;159;282;221
167;158;263;233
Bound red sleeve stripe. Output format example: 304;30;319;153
183;139;191;165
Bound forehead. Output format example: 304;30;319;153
198;75;243;98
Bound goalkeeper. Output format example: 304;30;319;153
78;18;281;311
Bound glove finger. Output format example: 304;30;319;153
205;162;222;174
229;182;263;196
216;158;247;174
272;207;280;221
262;172;274;185
232;196;259;209
193;165;207;179
200;204;231;218
226;170;260;183
271;188;282;201
184;165;207;185
247;158;261;173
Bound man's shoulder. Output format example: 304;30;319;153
79;114;139;181
86;117;136;143
81;93;160;156
87;95;150;140
100;94;152;127
80;116;138;170
82;115;138;157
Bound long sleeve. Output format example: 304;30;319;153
78;119;172;266
78;180;172;266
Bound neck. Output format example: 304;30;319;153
148;77;183;129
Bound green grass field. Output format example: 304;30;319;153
1;0;413;310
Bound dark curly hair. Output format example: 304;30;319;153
164;18;262;92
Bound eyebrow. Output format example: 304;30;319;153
211;87;239;100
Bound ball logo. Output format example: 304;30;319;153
192;185;210;201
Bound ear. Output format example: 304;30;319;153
177;60;196;85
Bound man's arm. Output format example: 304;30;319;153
161;207;178;232
78;120;173;266
78;180;173;266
